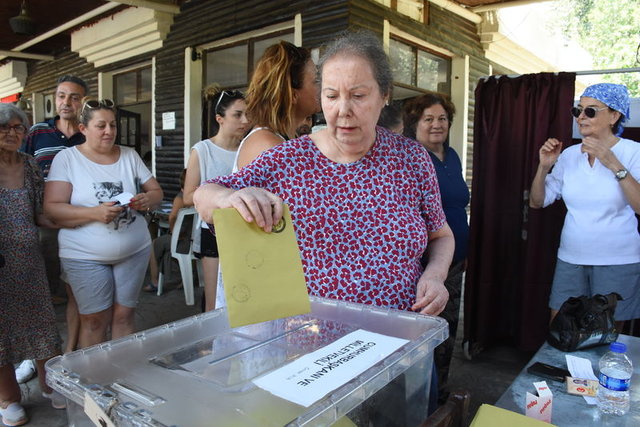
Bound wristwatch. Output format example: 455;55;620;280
615;169;629;181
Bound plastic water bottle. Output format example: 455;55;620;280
596;341;633;416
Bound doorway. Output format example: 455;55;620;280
117;108;142;154
114;66;152;159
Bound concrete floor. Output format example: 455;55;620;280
16;277;533;426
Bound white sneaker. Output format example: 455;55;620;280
42;390;67;410
15;360;36;384
0;402;28;426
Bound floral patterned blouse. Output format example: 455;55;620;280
210;127;446;310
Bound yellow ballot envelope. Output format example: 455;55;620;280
212;204;311;327
471;404;555;427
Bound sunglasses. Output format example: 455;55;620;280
0;124;27;134
214;90;242;114
570;106;608;118
81;99;115;115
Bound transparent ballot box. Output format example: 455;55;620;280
46;296;447;426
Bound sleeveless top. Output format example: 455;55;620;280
190;139;237;253
231;127;286;172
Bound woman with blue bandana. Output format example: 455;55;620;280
530;83;640;324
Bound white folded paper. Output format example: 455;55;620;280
109;192;134;206
566;354;599;405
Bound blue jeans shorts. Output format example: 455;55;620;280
61;245;151;315
549;259;640;321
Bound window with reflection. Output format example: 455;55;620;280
113;66;152;156
206;44;248;88
114;67;152;105
390;37;450;94
204;31;294;89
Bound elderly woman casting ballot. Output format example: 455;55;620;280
530;83;640;324
194;32;453;315
44;99;163;348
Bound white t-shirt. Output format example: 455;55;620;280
48;145;153;261
543;138;640;265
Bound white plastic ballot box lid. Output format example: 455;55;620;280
46;296;447;426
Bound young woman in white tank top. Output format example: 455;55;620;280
183;88;249;311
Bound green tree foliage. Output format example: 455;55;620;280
552;0;639;96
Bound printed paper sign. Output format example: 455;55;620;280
162;112;175;130
253;329;409;407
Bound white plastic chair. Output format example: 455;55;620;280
157;207;204;305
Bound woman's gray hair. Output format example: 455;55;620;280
319;30;393;98
0;103;29;128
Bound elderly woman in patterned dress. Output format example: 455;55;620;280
0;104;64;427
194;31;453;316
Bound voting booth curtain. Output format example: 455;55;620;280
464;72;576;352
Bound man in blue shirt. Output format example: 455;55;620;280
22;75;87;178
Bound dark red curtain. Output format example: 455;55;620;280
464;72;576;352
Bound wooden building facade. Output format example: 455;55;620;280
8;0;526;199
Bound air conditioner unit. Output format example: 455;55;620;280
44;94;55;118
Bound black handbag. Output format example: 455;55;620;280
547;292;621;352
